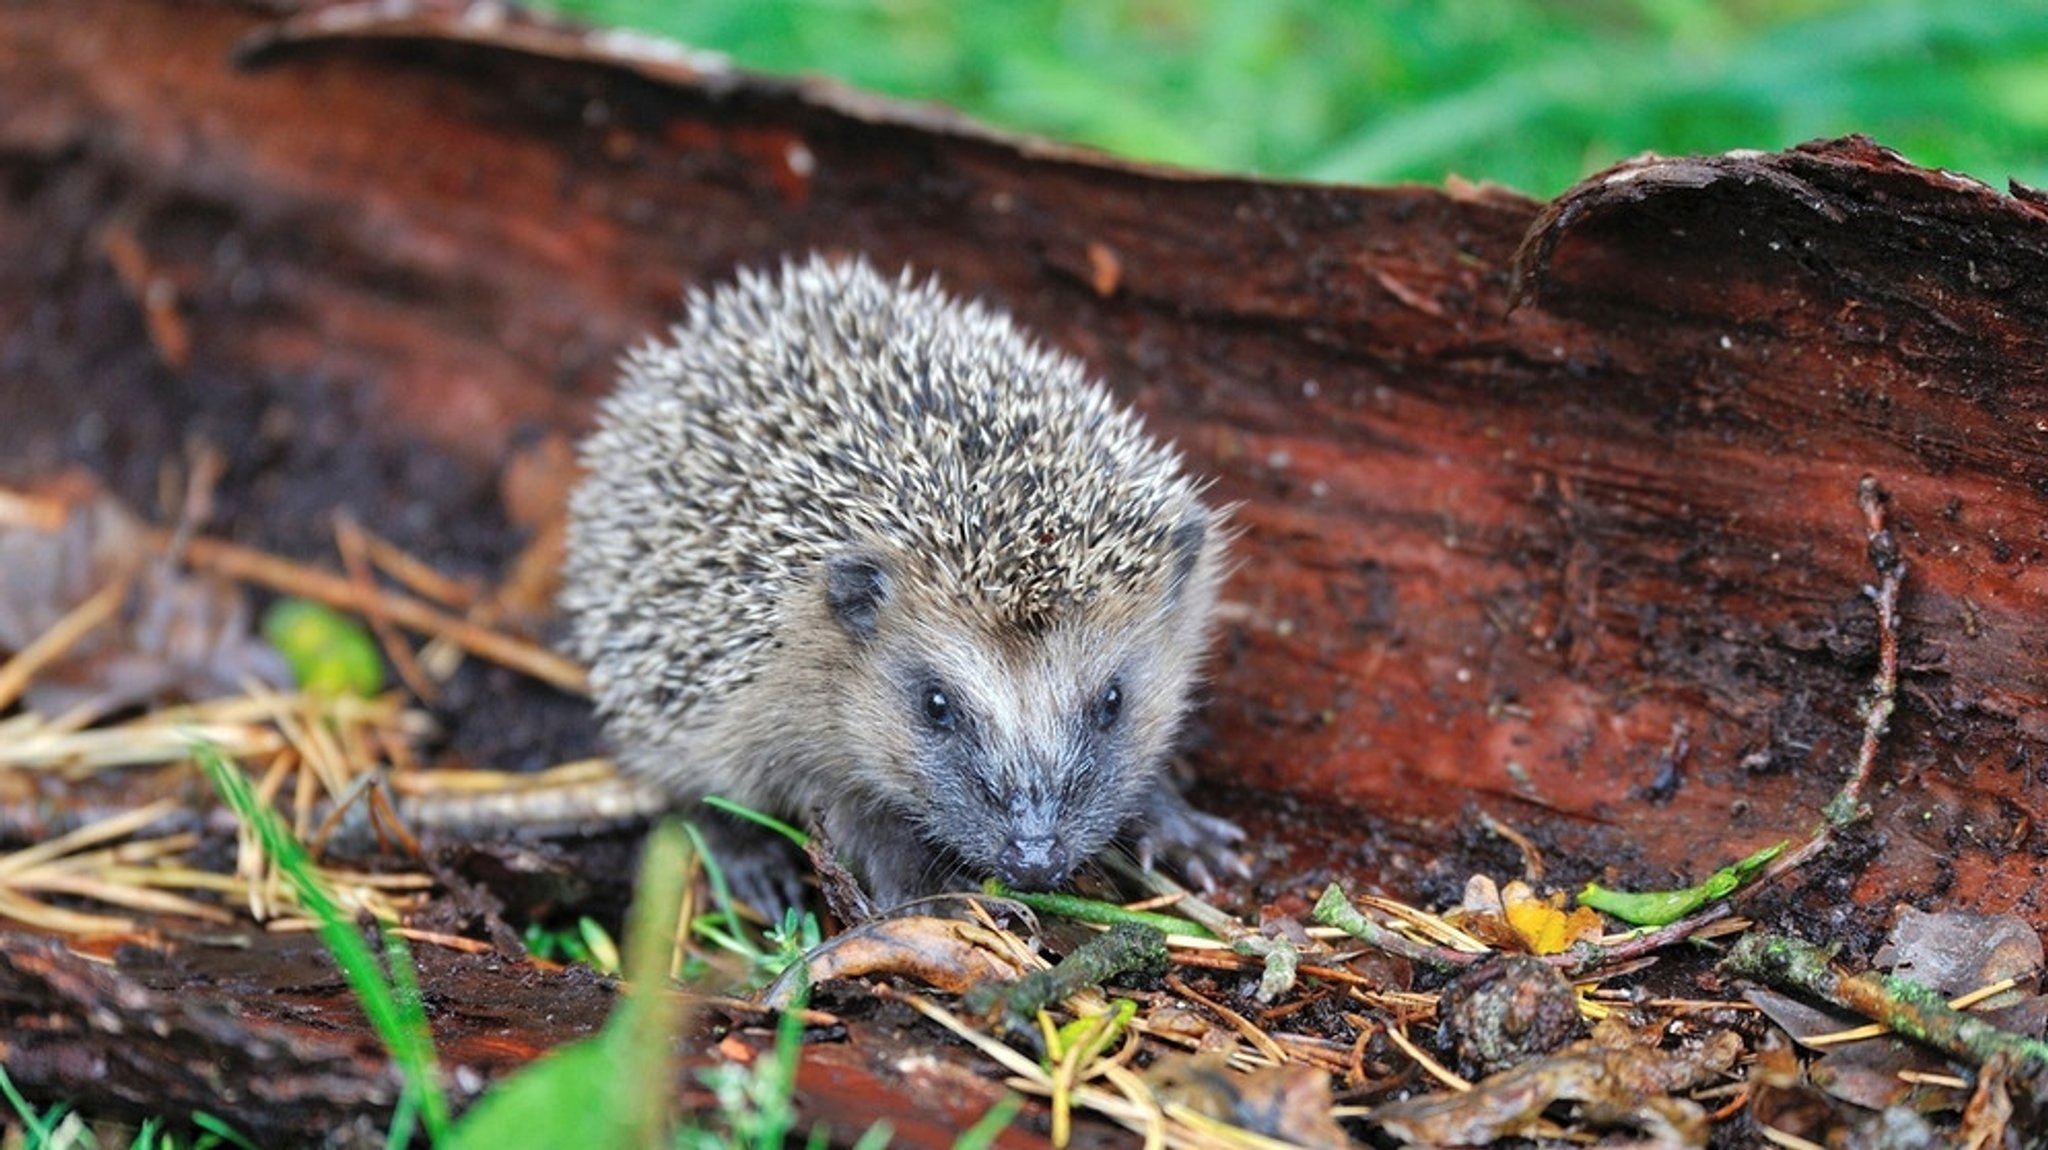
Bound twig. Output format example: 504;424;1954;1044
1100;852;1245;940
963;921;1169;1041
170;531;588;694
1803;976;2023;1047
1553;907;1745;974
335;513;439;702
1737;476;1903;889
1312;883;1481;972
0;575;132;712
1825;474;1904;828
1723;932;2048;1090
1164;973;1287;1064
986;881;1217;942
803;818;876;927
1554;477;1907;975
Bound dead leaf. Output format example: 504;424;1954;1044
1500;880;1603;956
1960;1051;2016;1150
1876;907;2044;1002
1145;1052;1350;1148
0;475;286;720
1368;1022;1740;1147
757;914;1033;1009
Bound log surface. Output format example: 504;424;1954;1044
3;0;2046;1140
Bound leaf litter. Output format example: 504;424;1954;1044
2;466;2044;1147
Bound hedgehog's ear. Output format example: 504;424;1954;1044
1165;513;1213;603
825;551;892;643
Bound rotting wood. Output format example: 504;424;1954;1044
2;0;2046;1142
0;929;612;1145
4;0;2040;910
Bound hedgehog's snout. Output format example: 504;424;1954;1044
989;783;1078;889
997;835;1073;890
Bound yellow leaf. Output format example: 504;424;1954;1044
1501;881;1603;955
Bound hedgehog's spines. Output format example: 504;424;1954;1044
562;253;1232;905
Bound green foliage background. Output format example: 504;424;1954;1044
538;0;2048;196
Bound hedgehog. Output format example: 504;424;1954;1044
561;255;1243;912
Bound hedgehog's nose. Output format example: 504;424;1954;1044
999;837;1071;890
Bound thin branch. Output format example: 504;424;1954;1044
1723;932;2048;1091
171;531;588;695
1557;476;1906;974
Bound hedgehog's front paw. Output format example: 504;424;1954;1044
690;809;809;919
1134;787;1250;894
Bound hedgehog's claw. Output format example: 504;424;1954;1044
725;850;809;922
1135;787;1249;894
690;808;809;920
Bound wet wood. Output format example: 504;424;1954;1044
0;929;612;1144
3;0;2046;1141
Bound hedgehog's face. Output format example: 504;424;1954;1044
821;518;1222;894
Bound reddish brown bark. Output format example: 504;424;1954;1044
3;0;2046;1141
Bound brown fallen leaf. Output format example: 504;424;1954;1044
1876;906;2044;1002
1960;1051;2017;1150
1749;1030;1946;1147
757;912;1035;1009
0;474;287;720
1145;1051;1350;1149
1368;1020;1742;1147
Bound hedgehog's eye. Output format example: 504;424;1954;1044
1091;679;1124;732
922;684;959;733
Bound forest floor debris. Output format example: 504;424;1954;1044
3;471;2041;1147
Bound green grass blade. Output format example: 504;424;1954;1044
192;743;450;1140
0;1063;61;1144
953;1094;1022;1150
189;1112;258;1150
444;821;694;1150
700;795;809;848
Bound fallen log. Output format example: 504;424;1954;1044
2;0;2045;1141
